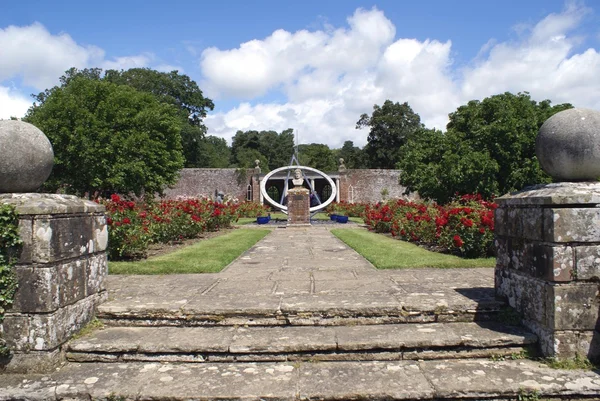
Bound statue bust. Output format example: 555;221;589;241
292;168;303;187
338;158;347;172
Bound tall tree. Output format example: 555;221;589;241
398;92;573;203
336;140;367;169
25;75;184;196
196;136;231;168
357;100;422;169
58;67;214;168
230;129;294;169
298;143;337;171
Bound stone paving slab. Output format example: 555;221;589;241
3;359;600;400
66;322;536;359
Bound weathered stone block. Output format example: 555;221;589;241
17;217;33;264
93;215;108;252
33;216;95;263
495;208;543;240
575;245;600;280
543;208;600;243
29;294;99;351
12;266;58;313
546;284;600;331
495;269;547;325
531;244;574;282
0;315;30;351
86;253;108;296
58;259;86;307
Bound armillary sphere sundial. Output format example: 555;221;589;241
259;142;336;215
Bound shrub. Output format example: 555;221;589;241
101;195;239;260
365;194;496;258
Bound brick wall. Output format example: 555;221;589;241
163;168;254;201
338;169;416;203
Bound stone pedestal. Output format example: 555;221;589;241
495;182;600;360
287;188;310;226
0;194;108;372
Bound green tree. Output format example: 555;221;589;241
357;100;422;168
196;136;231;168
398;92;573;203
58;67;214;168
298;143;337;171
336;140;367;169
230;129;294;169
25;76;184;196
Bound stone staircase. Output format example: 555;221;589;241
4;227;600;400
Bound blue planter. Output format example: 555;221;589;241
330;214;338;221
257;216;270;225
336;215;349;224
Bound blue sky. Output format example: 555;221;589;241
1;0;599;147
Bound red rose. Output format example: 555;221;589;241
453;235;464;247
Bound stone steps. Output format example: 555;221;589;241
96;292;505;327
65;322;536;363
5;359;600;400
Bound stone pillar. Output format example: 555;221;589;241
0;121;108;372
287;187;310;226
495;108;600;360
0;194;108;372
335;178;340;202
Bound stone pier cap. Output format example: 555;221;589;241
496;182;600;206
0;193;105;214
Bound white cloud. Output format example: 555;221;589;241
200;7;394;99
0;22;104;90
0;22;164;95
0;86;32;119
204;3;600;148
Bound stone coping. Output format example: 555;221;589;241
497;182;600;206
0;193;104;215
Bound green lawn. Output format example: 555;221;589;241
109;229;271;275
331;228;495;269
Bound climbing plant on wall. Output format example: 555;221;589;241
0;204;21;356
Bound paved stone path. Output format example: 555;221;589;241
100;226;501;326
3;226;600;400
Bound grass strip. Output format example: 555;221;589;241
331;228;495;269
109;229;271;275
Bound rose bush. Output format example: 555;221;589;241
102;195;244;260
365;194;496;258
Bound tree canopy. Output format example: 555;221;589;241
45;67;214;168
230;129;294;170
25;75;184;197
398;92;573;203
357;100;422;169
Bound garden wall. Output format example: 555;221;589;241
165;168;415;204
339;169;414;203
163;168;252;201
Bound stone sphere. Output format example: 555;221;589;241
536;108;600;182
0;120;54;193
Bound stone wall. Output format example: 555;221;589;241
0;194;108;373
166;168;415;204
163;168;253;201
338;169;414;203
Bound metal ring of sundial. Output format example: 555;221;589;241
260;165;337;213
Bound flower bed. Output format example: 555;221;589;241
364;194;497;258
102;195;254;260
